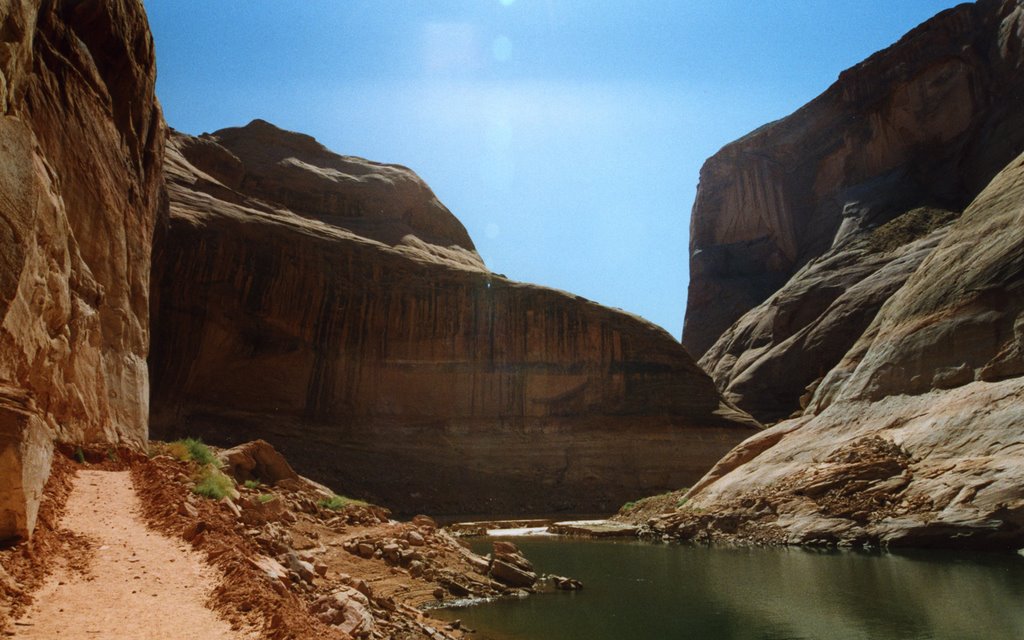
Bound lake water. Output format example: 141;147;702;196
433;537;1024;640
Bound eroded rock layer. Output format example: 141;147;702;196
151;126;758;515
0;0;163;539
700;206;958;423
684;0;1024;358
650;148;1024;550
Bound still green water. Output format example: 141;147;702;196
433;537;1024;640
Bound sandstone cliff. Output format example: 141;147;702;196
684;0;1024;361
700;206;957;423
654;151;1024;549
646;0;1024;549
150;123;759;515
0;0;163;540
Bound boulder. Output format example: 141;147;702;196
489;559;537;589
217;439;299;485
551;575;583;591
251;554;290;587
411;514;436;530
238;494;285;525
406;530;425;546
284;550;317;583
491;541;520;556
489;540;537;587
311;587;374;637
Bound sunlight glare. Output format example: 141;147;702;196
492;35;513;62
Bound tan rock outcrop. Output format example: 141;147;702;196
217;439;300;485
655;378;1024;549
651;149;1024;550
642;0;1024;549
700;207;957;422
811;151;1024;409
0;0;163;539
683;0;1024;358
150;124;759;515
488;540;537;588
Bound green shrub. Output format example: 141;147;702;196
73;447;86;464
257;493;276;504
617;489;691;516
168;437;219;467
318;494;365;510
193;465;234;500
166;440;190;462
244;479;262;490
184;438;217;466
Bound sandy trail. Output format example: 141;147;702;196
12;469;253;640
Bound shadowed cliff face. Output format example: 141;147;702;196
0;0;164;539
151;127;759;515
641;0;1024;549
684;0;1024;359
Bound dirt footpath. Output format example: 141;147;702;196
12;470;254;640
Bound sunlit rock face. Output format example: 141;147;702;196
648;0;1024;549
700;206;957;423
683;0;1024;360
0;0;164;539
150;124;759;515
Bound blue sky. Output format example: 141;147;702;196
145;1;960;339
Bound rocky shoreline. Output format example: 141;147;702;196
448;518;638;539
1;441;586;639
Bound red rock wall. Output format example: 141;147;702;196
683;0;1024;358
0;0;163;539
151;128;759;515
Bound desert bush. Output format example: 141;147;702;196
318;494;365;510
193;465;234;500
166;440;190;462
168;437;218;467
184;438;217;466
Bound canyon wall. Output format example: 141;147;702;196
0;0;163;539
644;0;1024;549
151;123;759;515
684;0;1024;364
700;206;957;423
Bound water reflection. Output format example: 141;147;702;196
434;539;1024;640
